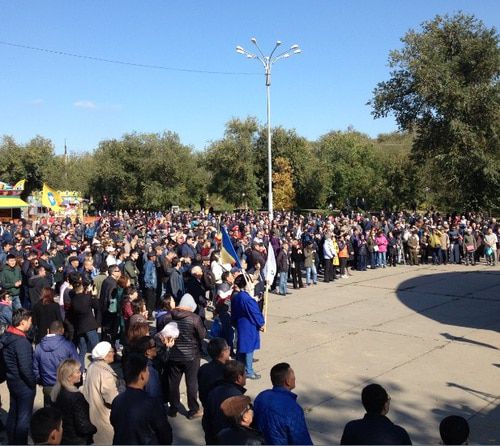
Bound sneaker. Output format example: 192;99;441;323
247;373;261;380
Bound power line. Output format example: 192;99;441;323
0;40;262;76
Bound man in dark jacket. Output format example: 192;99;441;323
33;320;80;407
28;266;50;307
217;395;264;445
197;337;231;410
0;254;22;310
111;353;172;445
202;360;247;445
165;293;206;419
340;383;412;445
186;266;208;320
254;362;312;445
0;308;36;444
166;257;185;304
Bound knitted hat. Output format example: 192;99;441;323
92;341;112;360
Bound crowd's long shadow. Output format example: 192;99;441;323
395;270;500;332
298;378;500;445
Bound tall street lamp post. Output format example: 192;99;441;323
236;38;301;221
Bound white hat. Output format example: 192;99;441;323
160;322;180;339
92;341;112;360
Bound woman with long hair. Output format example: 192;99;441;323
32;287;63;344
51;359;96;445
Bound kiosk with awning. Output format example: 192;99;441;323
0;180;29;221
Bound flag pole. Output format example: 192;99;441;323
262;281;269;333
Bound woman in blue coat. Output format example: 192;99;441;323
231;274;265;380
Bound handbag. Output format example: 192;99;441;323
466;244;475;252
373;245;379;252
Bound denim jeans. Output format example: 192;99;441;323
236;351;254;376
76;329;100;367
377;252;387;267
305;264;318;285
7;385;35;445
278;271;288;295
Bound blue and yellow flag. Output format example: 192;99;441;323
220;226;242;268
42;183;63;211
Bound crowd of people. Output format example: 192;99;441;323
0;208;494;445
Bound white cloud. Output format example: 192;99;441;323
74;100;96;109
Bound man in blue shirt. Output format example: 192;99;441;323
254;362;313;445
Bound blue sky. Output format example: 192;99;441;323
1;1;498;154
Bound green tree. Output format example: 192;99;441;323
371;13;500;210
204;118;260;208
255;127;322;209
315;130;383;209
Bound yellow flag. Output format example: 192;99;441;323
13;179;26;190
42;183;63;210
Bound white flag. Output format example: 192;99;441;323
263;242;277;285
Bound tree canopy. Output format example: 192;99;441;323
371;13;500;210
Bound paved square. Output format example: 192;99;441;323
2;263;499;444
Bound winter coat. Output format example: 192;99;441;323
0;326;36;390
54;387;97;445
67;292;100;336
34;334;80;386
254;386;313;445
0;302;13;329
186;276;208;319
82;359;121;446
231;290;265;354
375;234;388;253
340;413;412;445
198;359;226;409
0;264;22;296
162;308;206;362
166;268;185;304
303;245;315;268
216;425;265;445
28;275;50;306
202;381;246;444
110;387;172;445
276;249;289;273
144;259;157;289
32;301;63;344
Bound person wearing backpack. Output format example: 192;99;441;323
0;308;36;445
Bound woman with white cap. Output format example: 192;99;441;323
82;341;122;445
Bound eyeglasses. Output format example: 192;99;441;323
240;403;253;419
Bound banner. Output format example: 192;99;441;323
262;242;277;285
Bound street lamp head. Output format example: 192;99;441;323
276;40;282;46
236;46;245;54
251;37;257;44
293;48;302;54
246;54;255;59
290;44;300;50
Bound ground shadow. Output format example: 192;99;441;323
396;270;500;332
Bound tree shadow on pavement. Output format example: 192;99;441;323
396;270;500;332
